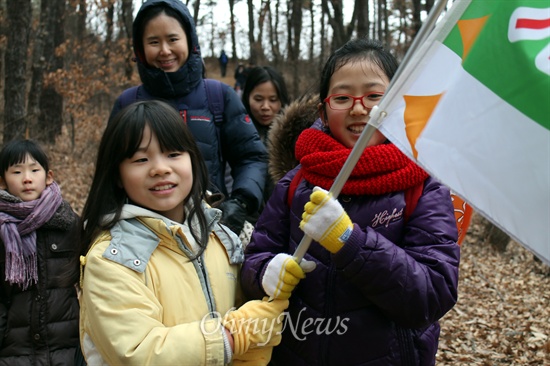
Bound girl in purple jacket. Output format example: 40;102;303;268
241;38;460;365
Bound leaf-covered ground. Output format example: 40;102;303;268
437;215;550;365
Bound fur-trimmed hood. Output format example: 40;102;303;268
267;93;320;182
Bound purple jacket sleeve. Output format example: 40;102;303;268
332;178;460;328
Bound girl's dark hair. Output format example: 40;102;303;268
0;139;50;177
319;38;399;104
133;3;191;65
78;100;210;258
242;66;290;118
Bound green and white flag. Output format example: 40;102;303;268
377;0;550;264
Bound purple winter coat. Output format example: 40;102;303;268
241;165;460;366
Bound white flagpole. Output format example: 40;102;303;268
292;0;450;263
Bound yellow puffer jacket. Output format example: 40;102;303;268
79;205;242;365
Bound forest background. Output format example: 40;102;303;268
0;0;548;364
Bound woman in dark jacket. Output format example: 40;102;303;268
240;38;460;365
109;0;268;237
0;140;80;366
241;66;290;212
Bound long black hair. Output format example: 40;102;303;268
78;100;210;257
241;66;290;116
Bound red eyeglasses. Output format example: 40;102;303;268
324;92;385;110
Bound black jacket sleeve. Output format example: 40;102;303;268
220;85;268;213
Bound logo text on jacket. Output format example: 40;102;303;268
372;207;404;228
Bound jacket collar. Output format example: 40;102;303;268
98;202;239;273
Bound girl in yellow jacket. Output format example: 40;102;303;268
77;100;287;365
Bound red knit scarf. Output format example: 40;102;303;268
295;128;429;195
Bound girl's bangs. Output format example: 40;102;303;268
121;118;148;159
147;116;191;153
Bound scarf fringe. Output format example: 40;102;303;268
5;252;38;290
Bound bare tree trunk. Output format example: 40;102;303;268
63;0;87;65
377;0;382;40
121;0;134;81
323;0;346;52
319;0;327;71
274;0;281;63
228;0;237;61
308;0;314;62
62;0;87;149
256;0;268;63
411;0;422;38
209;6;215;58
394;0;410;59
287;0;303;95
267;1;281;67
382;0;390;46
4;0;31;142
247;0;257;63
26;0;49;135
193;0;200;25
77;0;87;44
0;0;6;117
345;1;356;40
104;1;114;67
355;0;369;38
70;0;88;65
287;0;302;61
37;0;65;143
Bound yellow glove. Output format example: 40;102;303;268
222;297;288;356
232;345;275;366
300;186;353;253
262;253;316;300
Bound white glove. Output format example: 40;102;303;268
261;253;316;299
300;186;353;253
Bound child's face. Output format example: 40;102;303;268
0;154;53;201
143;13;189;72
321;61;390;149
248;81;282;127
119;126;193;223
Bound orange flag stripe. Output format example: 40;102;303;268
457;16;489;62
403;94;444;159
451;194;474;245
403;93;474;245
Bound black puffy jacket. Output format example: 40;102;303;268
0;201;80;366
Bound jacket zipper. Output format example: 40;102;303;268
195;254;215;315
174;232;216;315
